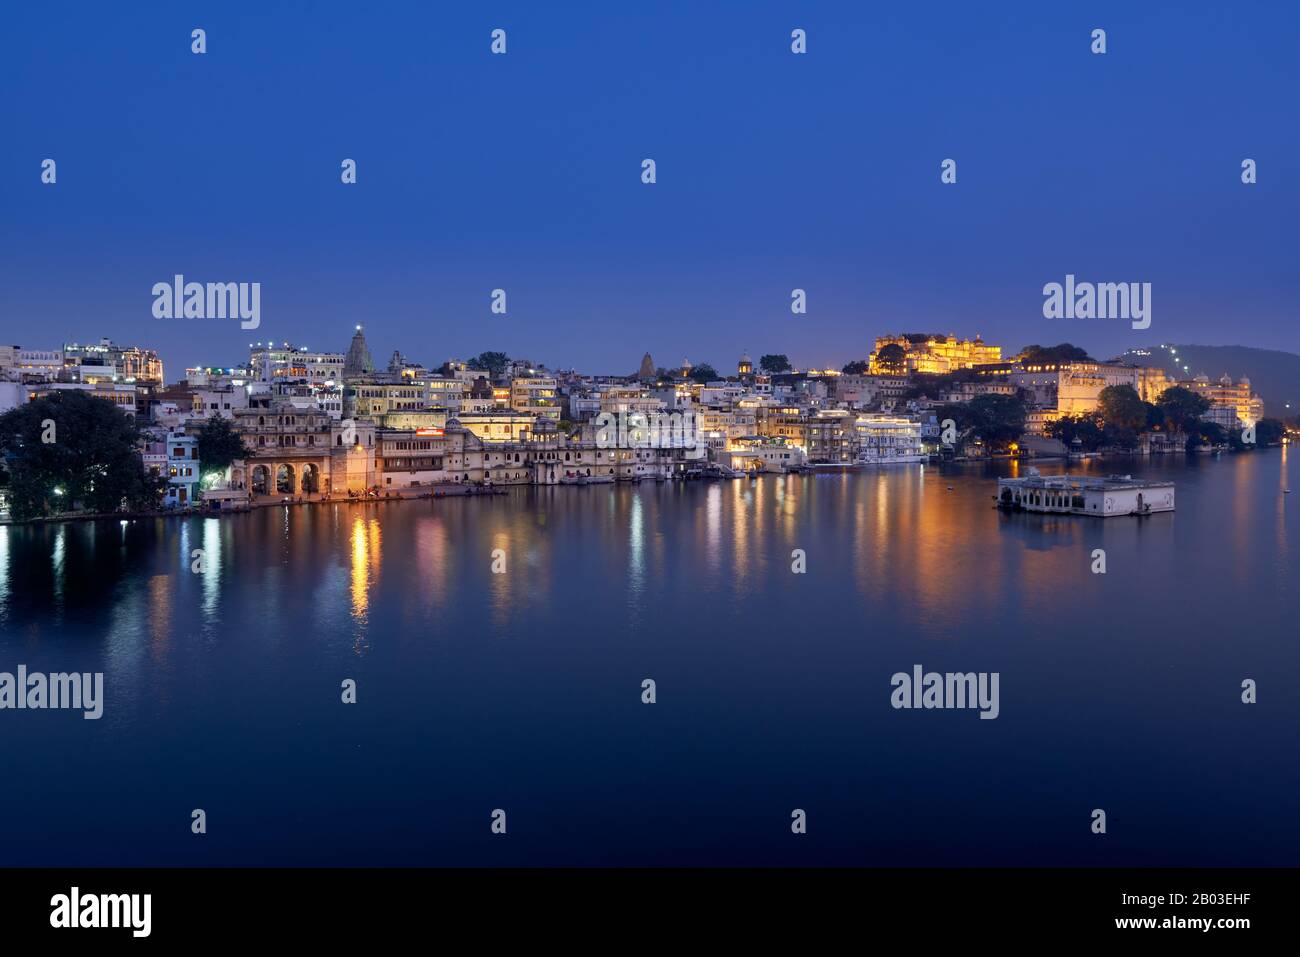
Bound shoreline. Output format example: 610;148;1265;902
0;445;1284;527
0;482;510;527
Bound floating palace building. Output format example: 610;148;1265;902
997;470;1175;517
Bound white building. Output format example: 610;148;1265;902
723;437;806;473
192;384;251;420
165;432;202;507
855;415;925;464
0;380;28;414
997;471;1175;517
250;343;344;386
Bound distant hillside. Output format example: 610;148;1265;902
1116;344;1300;418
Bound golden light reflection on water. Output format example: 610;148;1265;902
148;573;172;663
835;463;1094;634
414;517;450;614
704;484;722;579
350;516;381;625
488;529;512;630
778;475;799;541
1278;442;1289;569
730;479;752;591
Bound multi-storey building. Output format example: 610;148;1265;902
1183;374;1264;428
937;380;1016;404
230;401;376;496
345;379;431;418
425;376;465;412
805;410;858;463
376;429;450;487
1011;361;1172;416
374;410;449;431
8;349;65;379
698;382;747;407
190;383;251;420
164;431;201;507
757;406;809;448
869;334;1002;375
509;376;561;420
855;415;925;463
373;422;704;487
27;381;138;416
597;386;665;417
64;339;164;384
250;344;345;384
723;436;806;473
453;410;538;443
698;407;757;440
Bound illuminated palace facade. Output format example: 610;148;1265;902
1184;374;1265;428
229;405;377;496
868;334;1002;375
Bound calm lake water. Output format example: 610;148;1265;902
1;450;1296;866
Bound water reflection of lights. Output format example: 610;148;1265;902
488;530;512;628
149;573;173;663
52;525;66;607
0;528;8;611
629;494;644;595
201;519;222;621
350;516;381;625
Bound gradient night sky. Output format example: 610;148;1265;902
2;1;1297;381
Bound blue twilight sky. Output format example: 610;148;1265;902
1;1;1297;380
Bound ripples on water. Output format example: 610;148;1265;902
0;451;1296;865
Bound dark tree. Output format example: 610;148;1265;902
1254;418;1285;446
876;343;907;371
1156;386;1211;433
1018;343;1093;365
467;351;510;379
967;393;1027;449
1049;413;1105;451
1098;385;1146;432
688;363;719;383
196;416;249;477
931;395;1025;452
0;391;162;521
841;360;870;375
1186;420;1227;450
759;354;792;374
899;370;982;401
